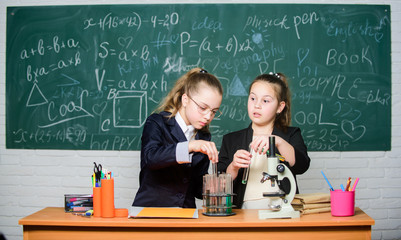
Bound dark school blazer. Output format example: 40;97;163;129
133;111;210;208
218;124;311;209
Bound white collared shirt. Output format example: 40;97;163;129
175;112;194;164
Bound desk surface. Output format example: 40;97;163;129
19;207;375;240
19;207;374;228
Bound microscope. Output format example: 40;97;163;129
257;136;300;219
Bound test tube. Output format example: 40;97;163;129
210;174;218;213
220;173;230;213
225;174;232;213
212;163;217;176
242;144;252;184
212;162;218;213
203;174;212;214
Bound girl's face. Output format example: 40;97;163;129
181;83;222;129
248;81;285;127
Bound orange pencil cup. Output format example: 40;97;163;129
330;190;355;217
92;187;102;217
100;178;115;218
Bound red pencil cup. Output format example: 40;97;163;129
330;190;355;217
92;187;102;217
100;178;115;218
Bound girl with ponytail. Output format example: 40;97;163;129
218;73;311;209
133;68;223;208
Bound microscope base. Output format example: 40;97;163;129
258;208;300;219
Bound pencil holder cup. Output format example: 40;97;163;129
100;178;115;218
92;187;102;217
330;190;355;217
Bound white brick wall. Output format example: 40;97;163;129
1;1;400;240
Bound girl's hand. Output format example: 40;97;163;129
226;149;252;180
189;140;219;163
250;135;270;155
231;149;252;170
250;135;296;167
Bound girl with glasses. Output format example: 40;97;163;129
218;73;310;209
133;67;223;208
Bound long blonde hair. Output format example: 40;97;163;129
156;68;223;118
249;72;291;132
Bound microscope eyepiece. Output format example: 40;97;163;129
268;136;275;157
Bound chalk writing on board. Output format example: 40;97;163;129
6;4;391;151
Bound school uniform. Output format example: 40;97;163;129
218;124;311;209
132;111;210;208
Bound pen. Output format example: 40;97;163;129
345;177;352;191
321;171;334;191
340;184;345;192
69;197;92;202
351;177;359;191
92;173;96;188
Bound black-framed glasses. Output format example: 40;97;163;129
188;95;222;118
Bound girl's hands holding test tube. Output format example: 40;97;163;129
232;150;252;169
189;140;219;163
226;149;252;180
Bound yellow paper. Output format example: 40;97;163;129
129;207;198;218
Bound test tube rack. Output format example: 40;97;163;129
202;173;236;216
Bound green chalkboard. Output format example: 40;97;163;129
6;4;391;151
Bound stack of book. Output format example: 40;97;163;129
291;192;331;215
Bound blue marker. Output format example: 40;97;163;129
321;171;334;191
340;184;346;192
85;210;93;216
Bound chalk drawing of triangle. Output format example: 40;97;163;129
229;74;247;96
26;82;48;107
57;73;80;87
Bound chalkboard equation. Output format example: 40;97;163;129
6;4;391;151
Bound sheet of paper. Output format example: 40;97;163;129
129;207;198;219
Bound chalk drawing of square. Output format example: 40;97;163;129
113;90;147;128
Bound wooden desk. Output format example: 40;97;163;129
19;207;374;240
